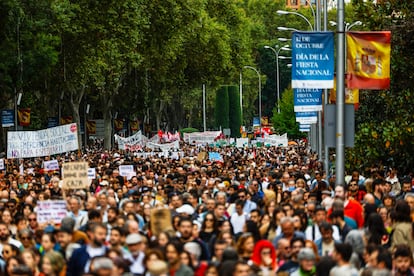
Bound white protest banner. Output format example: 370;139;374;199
183;131;221;144
7;123;79;159
0;159;4;170
115;131;147;151
62;162;89;189
87;168;96;179
236;138;249;148
119;165;134;177
37;200;68;224
146;140;179;151
44;160;59;171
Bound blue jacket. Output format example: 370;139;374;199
66;245;108;276
66;246;90;276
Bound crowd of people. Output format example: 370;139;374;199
0;142;413;276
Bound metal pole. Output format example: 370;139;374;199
336;0;345;185
276;50;281;114
14;90;17;131
202;84;206;132
239;71;243;122
323;0;330;178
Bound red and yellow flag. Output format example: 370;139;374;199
87;120;96;134
61;116;73;125
114;119;124;131
130;120;139;132
330;76;359;108
18;108;31;126
347;31;391;89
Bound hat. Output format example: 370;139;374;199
321;190;331;196
57;225;73;234
126;233;142;245
100;180;109;186
60;217;75;231
147;260;168;275
184;242;202;259
175;204;195;215
297;248;316;261
44;225;55;233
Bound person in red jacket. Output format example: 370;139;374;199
327;185;364;229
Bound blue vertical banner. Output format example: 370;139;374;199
292;32;335;89
1;110;14;127
295;112;318;124
299;124;311;132
252;117;260;127
294;88;323;112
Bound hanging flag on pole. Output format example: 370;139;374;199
18;108;31;126
292;32;335;89
347;31;391;89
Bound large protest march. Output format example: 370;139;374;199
0;124;413;276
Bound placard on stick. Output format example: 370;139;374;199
150;208;173;236
62;162;89;189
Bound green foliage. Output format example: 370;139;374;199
346;1;414;174
215;86;229;129
271;89;305;139
228;85;242;138
179;127;199;134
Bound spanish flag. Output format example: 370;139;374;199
61;116;73;125
87;120;96;134
130;120;139;132
347;31;391;89
114;119;124;131
330;75;359;108
18;108;31;126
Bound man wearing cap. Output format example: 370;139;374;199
56;223;81;261
291;248;317;276
124;233;145;275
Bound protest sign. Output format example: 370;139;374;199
119;165;134;177
62;162;89;189
7;123;79;158
150;208;173;236
0;159;4;170
88;168;96;179
44;160;59;171
37;200;68;224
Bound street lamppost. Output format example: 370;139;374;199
264;45;291;114
243;66;262;135
277;10;314;31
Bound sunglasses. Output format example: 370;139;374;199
28;218;37;221
20;237;30;240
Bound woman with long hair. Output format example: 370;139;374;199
236;233;255;262
199;212;218;245
250;240;278;275
366;212;389;246
39;251;65;276
391;200;414;251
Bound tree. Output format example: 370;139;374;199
346;0;414;174
228;85;242;138
271;88;305;139
215;86;229;129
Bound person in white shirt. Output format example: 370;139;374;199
230;199;248;234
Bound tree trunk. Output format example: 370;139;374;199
102;95;113;150
68;85;84;151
